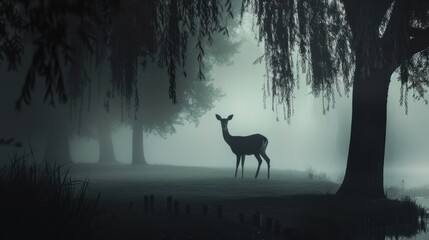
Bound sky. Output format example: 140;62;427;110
66;16;429;187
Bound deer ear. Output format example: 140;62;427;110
215;114;222;120
227;114;233;120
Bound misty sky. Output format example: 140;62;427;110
65;17;429;187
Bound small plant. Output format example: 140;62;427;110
0;151;100;239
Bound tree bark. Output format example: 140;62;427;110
132;120;147;165
337;64;391;198
98;121;117;164
44;128;72;165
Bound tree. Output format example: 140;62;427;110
0;0;233;109
102;0;238;165
131;43;227;165
243;0;429;198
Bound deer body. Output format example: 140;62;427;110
216;114;271;179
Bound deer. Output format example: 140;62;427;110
215;114;271;179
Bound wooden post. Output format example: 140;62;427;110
167;196;173;214
174;200;179;215
185;204;191;215
149;194;154;212
202;205;208;216
144;196;149;212
266;217;273;232
217;205;223;219
274;219;281;235
253;212;261;227
239;213;244;224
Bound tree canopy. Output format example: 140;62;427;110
243;0;429;118
0;0;234;110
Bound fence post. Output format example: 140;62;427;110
202;205;208;216
253;212;261;227
149;194;154;212
274;219;281;235
185;204;192;215
217;205;223;219
266;217;273;232
144;196;149;212
174;200;179;215
239;213;244;224
167;196;173;214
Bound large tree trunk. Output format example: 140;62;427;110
98;121;117;163
132;120;147;165
44;129;72;165
337;64;391;199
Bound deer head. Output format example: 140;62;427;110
216;114;233;131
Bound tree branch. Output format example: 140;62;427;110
341;0;394;35
407;27;429;58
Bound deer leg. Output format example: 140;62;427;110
261;152;271;179
241;155;245;178
254;154;263;178
235;155;240;178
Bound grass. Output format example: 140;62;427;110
68;164;428;239
293;195;428;239
2;158;425;239
0;152;100;240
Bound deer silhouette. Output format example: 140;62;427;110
216;114;271;179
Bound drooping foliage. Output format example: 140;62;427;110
242;0;429;119
139;40;226;137
105;0;233;112
0;0;119;109
242;0;352;120
0;0;234;112
395;0;429;112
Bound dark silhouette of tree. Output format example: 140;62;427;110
0;0;233;110
99;0;237;165
3;0;426;199
243;0;429;198
131;45;226;165
0;0;119;109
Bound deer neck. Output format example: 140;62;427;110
222;127;233;144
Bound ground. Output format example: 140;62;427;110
67;164;427;240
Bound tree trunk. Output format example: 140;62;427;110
337;65;391;199
132;120;147;165
98;121;117;163
44;129;72;165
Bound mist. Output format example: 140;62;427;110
2;1;429;239
42;19;424;190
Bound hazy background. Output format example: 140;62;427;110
68;18;429;187
1;14;429;188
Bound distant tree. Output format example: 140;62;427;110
68;1;237;165
130;45;226;165
60;0;231;165
243;0;429;198
102;0;237;165
0;56;73;164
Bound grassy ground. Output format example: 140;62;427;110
0;157;99;240
68;164;427;240
1;160;426;239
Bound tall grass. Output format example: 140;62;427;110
0;152;100;240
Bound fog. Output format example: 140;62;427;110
1;14;428;188
59;19;429;188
